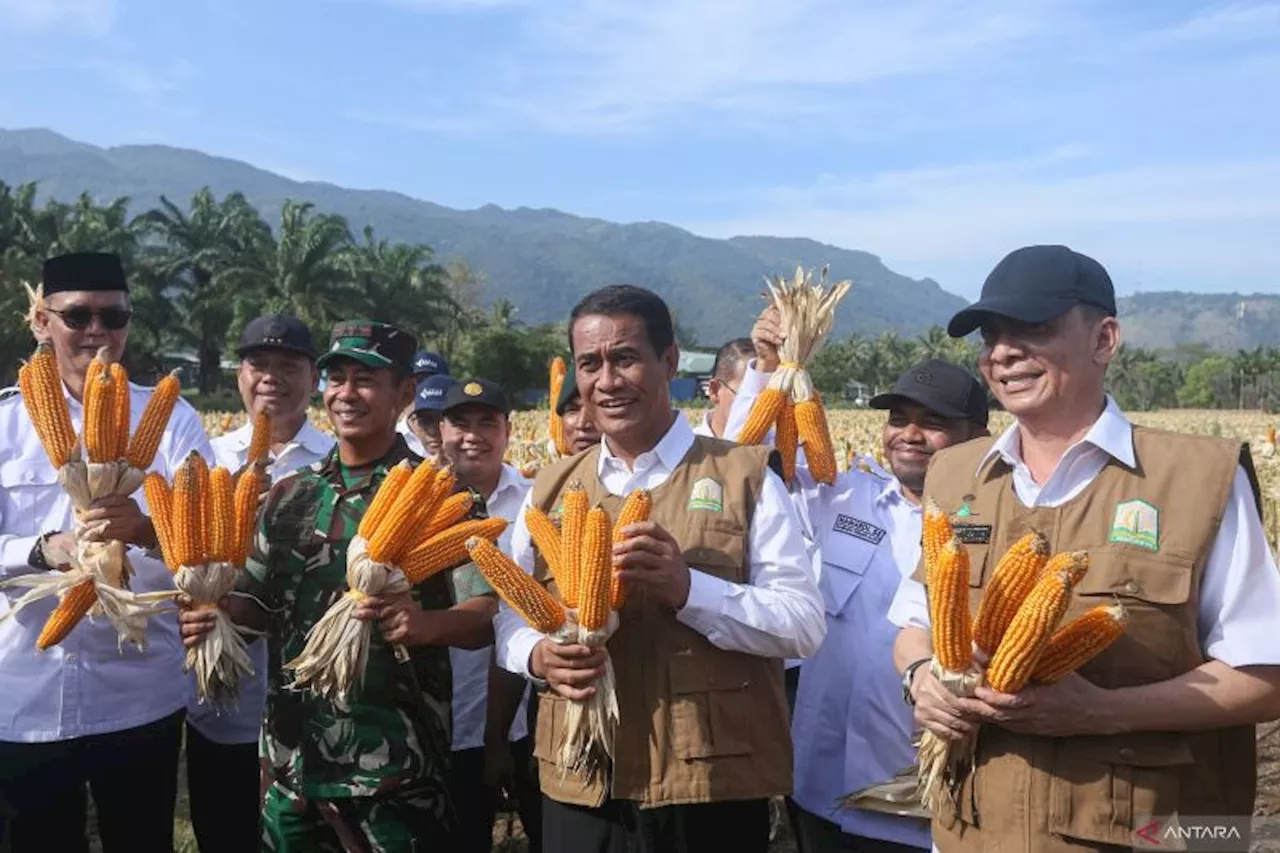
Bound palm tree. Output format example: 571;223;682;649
346;225;455;340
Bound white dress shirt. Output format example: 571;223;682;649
188;418;336;745
450;463;531;752
495;413;825;680
887;396;1280;670
397;417;427;458
692;411;716;438
0;381;214;743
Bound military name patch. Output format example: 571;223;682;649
833;514;886;545
687;477;723;513
1109;498;1159;552
953;523;992;544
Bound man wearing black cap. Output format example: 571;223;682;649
399;350;450;456
185;314;336;853
0;252;215;853
178;320;493;850
891;245;1280;852
553;376;601;454
729;315;988;853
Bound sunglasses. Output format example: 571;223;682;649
46;307;133;331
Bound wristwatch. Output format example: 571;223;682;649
27;532;56;571
901;656;932;706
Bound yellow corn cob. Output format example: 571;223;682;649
369;458;442;564
409;465;455;534
357;460;413;541
421;491;475;539
126;371;181;470
930;536;973;672
549;357;569;456
208;467;235;563
172;452;206;568
18;345;78;469
610;489;652;610
560;482;588;610
775;397;798;483
37;580;97;650
578;507;612;632
83;358;115;464
400;517;508;584
195;450;211;549
525;507;571;602
795;394;836;485
466;536;566;633
985;569;1075;694
230;465;264;568
246;411;271;466
1044;550;1090;587
1031;603;1127;684
108;362;130;460
972;531;1050;655
143;473;179;572
739;387;786;445
922;500;954;592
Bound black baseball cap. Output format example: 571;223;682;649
317;319;418;372
237;314;318;360
869;359;988;428
554;375;580;416
442;378;510;416
947;245;1116;338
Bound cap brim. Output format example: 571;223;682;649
946;295;1079;337
316;349;394;370
868;391;971;421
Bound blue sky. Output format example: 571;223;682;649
0;0;1277;300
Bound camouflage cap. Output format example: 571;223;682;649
316;319;418;372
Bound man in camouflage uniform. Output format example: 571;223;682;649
181;321;495;851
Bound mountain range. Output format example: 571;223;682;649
1;127;1276;351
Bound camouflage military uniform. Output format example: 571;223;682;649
238;437;458;851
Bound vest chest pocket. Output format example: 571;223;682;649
667;654;753;760
1046;736;1192;847
679;518;747;584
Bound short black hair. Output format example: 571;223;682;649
568;285;675;358
712;338;754;381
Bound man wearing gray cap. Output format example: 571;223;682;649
889;245;1280;852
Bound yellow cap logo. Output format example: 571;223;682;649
463;381;483;396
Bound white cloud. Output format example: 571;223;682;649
0;0;115;36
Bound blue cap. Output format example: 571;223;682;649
413;374;455;413
412;351;448;377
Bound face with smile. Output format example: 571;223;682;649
323;360;413;445
441;404;508;487
34;290;131;378
978;306;1119;425
570;313;677;450
238;348;318;424
882;401;980;496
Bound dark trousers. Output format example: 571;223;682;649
450;739;542;853
542;795;771;853
185;722;262;853
0;710;184;853
789;802;925;853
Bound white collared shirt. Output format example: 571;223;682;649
450;463;531;752
495;414;825;680
887;396;1280;670
397;417;427;458
691;411;716;438
187;417;336;745
0;381;214;743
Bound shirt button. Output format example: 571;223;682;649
1118;747;1135;762
65;653;77;663
1124;580;1141;595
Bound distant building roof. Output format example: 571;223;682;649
678;350;716;375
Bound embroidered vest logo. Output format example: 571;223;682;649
687;477;723;512
1109;498;1159;552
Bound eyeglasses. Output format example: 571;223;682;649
45;307;133;331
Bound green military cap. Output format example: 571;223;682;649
316;319;418;371
555;373;580;416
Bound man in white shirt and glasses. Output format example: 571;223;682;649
187;313;335;853
695;337;755;439
495;284;825;853
0;252;213;853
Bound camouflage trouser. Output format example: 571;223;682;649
260;781;456;853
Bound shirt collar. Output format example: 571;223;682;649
597;412;694;476
227;416;332;453
489;464;527;503
978;394;1135;474
316;434;415;490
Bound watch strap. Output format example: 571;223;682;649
902;656;932;706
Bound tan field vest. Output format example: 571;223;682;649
527;435;793;808
919;426;1259;852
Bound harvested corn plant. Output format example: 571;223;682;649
0;345;180;651
736;266;851;485
285;458;504;707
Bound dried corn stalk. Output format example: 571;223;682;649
738;266;852;485
0;344;182;651
284;458;504;707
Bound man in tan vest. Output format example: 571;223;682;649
889;245;1280;852
494;284;825;853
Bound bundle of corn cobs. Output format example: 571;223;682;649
548;356;570;457
145;450;266;706
851;501;1128;816
467;483;652;777
285;455;507;708
738;266;852;485
0;345;182;651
